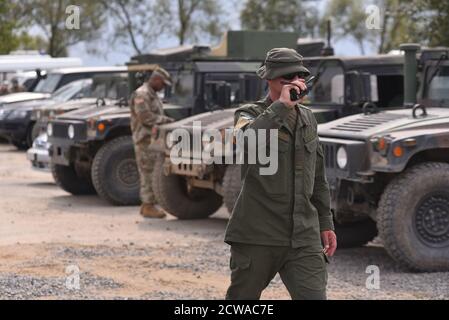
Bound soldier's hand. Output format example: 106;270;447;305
279;78;306;108
321;230;337;257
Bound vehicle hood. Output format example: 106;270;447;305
56;103;129;121
161;108;237;132
159;104;338;133
1;98;57;112
40;98;108;112
0;92;51;105
318;108;449;140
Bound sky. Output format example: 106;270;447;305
67;0;368;67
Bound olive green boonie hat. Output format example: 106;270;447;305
257;48;310;80
152;66;173;86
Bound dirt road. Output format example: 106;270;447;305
0;143;448;300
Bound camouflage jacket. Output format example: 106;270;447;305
130;83;172;145
225;96;334;248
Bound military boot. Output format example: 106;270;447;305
140;204;166;219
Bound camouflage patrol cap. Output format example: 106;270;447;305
152;66;172;86
257;48;310;80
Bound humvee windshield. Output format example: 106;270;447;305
425;65;449;106
302;61;344;105
34;74;62;93
166;70;194;107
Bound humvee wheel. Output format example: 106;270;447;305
51;164;96;195
334;219;378;248
378;162;449;271
152;156;223;219
222;164;241;215
91;136;140;206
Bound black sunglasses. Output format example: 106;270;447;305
281;72;308;80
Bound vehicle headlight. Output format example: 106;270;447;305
0;109;6;120
166;132;174;148
47;123;53;136
336;146;348;169
68;124;75;139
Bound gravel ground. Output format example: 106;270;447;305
0;143;448;300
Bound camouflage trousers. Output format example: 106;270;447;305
134;141;156;205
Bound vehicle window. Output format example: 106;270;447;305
91;83;107;98
303;61;344;105
426;66;449;105
165;71;194;107
52;80;91;102
33;74;62;93
58;73;88;88
376;74;403;108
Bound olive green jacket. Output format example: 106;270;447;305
224;96;334;248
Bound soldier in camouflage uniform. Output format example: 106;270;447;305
130;67;174;218
225;48;338;300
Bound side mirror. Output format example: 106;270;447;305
346;71;371;105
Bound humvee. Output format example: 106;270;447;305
150;52;406;244
318;44;449;271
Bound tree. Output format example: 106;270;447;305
325;0;449;55
164;0;228;45
0;0;36;54
240;0;320;37
323;0;373;54
100;0;171;55
25;0;106;57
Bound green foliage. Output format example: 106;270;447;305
25;0;105;57
240;0;320;37
165;0;229;45
325;0;449;54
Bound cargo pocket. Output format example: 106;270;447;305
230;246;251;272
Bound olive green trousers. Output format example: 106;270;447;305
226;243;328;300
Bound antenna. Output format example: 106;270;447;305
321;19;334;56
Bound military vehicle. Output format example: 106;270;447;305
0;67;128;149
27;73;129;171
47;31;320;206
150;52;405;241
316;44;449;271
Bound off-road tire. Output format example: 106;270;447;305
222;164;242;215
91;136;140;206
377;162;449;271
51;164;96;195
152;155;223;219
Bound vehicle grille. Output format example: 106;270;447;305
322;142;336;169
52;122;87;140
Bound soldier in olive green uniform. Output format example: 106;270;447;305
225;48;337;300
130;67;174;218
